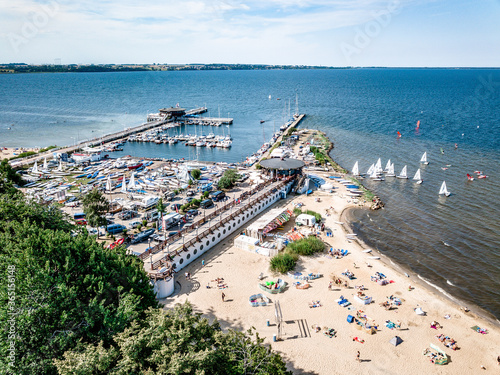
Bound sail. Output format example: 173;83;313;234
420;152;428;163
58;160;63;172
387;163;395;176
128;173;136;190
121;175;127;193
352;161;359;176
385;159;391;172
413;169;421;181
398;165;408;178
397;131;401;138
439;181;448;195
467;173;474;181
106;175;112;191
366;164;375;175
375;158;383;173
32;161;38;173
43;158;48;170
416;120;420;129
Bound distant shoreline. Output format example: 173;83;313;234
1;64;499;74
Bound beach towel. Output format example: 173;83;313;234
471;325;488;334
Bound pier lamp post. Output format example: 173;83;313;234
70;136;76;146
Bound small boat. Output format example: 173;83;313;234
260;120;265;124
352;161;359;176
259;279;287;294
397;165;408;179
384;159;391;173
386;163;395;177
420;152;429;165
362;249;372;253
249;293;270;307
440;148;445;155
478;174;488;179
439;181;451;197
368;256;381;260
128;163;143;170
295;282;310;290
413;168;423;184
467;173;474;181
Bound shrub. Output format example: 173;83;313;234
174;189;179;195
137;224;142;232
286;236;325;256
142;219;147;227
293;207;302;216
191;169;201;180
270;253;298;274
305;210;322;222
203;191;210;198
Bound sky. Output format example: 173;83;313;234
0;0;499;67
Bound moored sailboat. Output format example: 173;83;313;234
386;163;395;177
352;161;359;176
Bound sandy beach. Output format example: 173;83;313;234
0;146;40;160
161;185;500;374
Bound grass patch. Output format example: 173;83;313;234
293;207;302;216
270;253;298;274
348;177;374;201
304;210;322;222
286;236;325;256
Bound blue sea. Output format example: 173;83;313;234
1;69;499;320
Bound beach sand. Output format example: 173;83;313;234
160;186;500;374
0;146;40;160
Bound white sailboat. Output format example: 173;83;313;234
375;158;383;174
127;172;137;190
352;161;359;176
32;160;39;174
57;160;63;172
397;165;408;179
121;174;127;193
420;152;429;165
384;159;391;173
370;168;384;181
413;168;423;184
43;158;48;170
106;175;112;192
386;163;395;177
439;181;450;196
366;164;375;176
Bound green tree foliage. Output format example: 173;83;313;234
80;188;108;238
0;198;158;375
217;169;240;190
0;159;24;195
304;209;322;222
203;191;210;198
54;302;290;375
191;169;201;180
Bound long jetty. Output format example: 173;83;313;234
9;118;172;168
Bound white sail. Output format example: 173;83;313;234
386;163;395;177
43;158;48;170
397;165;408;179
366;164;375;175
32;160;39;173
413;169;421;181
57;160;63;172
375;158;383;173
128;172;136;190
439;181;450;196
121;175;127;193
420;152;428;164
352;161;359;176
384;159;391;172
106;175;112;191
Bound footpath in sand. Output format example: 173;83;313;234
161;184;500;374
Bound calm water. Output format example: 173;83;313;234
1;69;499;319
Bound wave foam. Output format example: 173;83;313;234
418;275;458;302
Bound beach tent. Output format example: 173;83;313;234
389;336;403;346
347;315;355;323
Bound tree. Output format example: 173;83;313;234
217;169;240;190
0;197;158;375
0;159;24;195
80;188;108;238
156;198;166;232
191;169;201;180
54;302;291;375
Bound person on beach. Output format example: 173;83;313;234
221;292;225;302
202;260;205;267
356;351;361;362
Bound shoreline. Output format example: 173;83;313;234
340;206;500;327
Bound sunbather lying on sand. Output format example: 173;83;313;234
352;336;365;344
430;321;442;329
